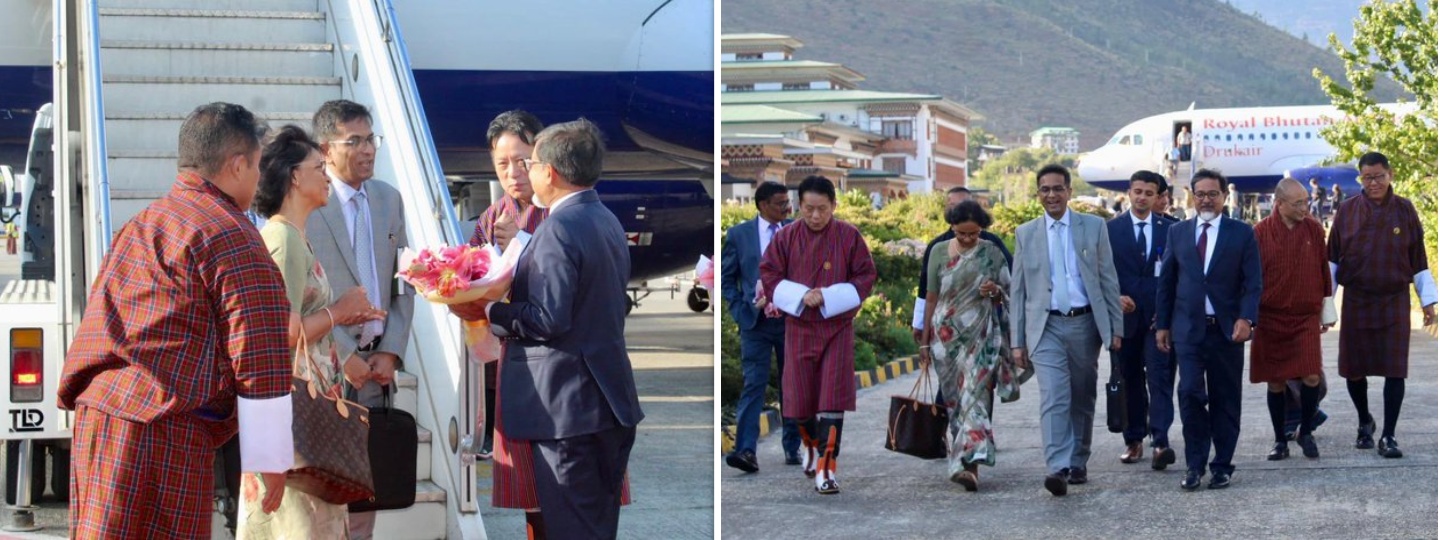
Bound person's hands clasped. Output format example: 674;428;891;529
978;280;1000;299
330;287;385;325
803;288;824;308
342;353;372;388
368;352;399;386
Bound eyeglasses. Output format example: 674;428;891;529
1360;174;1388;184
520;158;546;172
1037;186;1069;195
330;134;383;150
1193;190;1224;200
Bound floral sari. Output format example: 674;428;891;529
928;239;1029;473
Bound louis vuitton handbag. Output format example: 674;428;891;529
884;361;949;459
287;334;375;505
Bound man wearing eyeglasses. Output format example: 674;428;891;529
304;99;413;539
1327;151;1437;459
1156;169;1262;491
1009;164;1124;496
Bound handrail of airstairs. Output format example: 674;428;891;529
321;0;485;537
71;0;112;275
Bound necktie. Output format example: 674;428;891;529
1136;222;1148;262
764;222;779;254
1051;221;1071;311
352;191;383;345
1196;222;1210;272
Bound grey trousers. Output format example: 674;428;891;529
1031;313;1102;475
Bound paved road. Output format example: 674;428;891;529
722;321;1437;539
479;289;716;539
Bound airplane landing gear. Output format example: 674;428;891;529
687;286;709;312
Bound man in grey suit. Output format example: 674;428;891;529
1009;164;1124;496
465;119;644;539
304;99;413;539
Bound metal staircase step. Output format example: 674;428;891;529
101;0;319;10
99;9;325;43
102;78;341;115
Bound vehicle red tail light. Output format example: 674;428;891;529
10;328;42;403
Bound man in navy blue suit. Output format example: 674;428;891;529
1156;168;1262;492
470;119;645;538
722;181;802;472
1106;170;1176;469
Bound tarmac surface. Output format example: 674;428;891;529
479;289;716;539
721;310;1438;539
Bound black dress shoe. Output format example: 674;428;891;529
725;450;759;473
1208;472;1231;489
1355;420;1376;449
1297;434;1319;459
1044;471;1068;496
1152;447;1176;471
1267;442;1290;461
1066;467;1088;485
784;449;802;466
1181;470;1203;491
1378;436;1403;458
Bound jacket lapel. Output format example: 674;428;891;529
320;191;361;279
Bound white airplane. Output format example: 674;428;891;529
1077;103;1411;194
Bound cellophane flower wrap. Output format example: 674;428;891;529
696;255;714;291
397;240;525;362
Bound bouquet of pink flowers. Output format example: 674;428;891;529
695;255;714;292
397;242;522;304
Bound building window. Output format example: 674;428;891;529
782;82;809;91
736;52;763;61
727;84;754;92
881;120;913;140
882;157;906;174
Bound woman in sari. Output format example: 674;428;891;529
238;125;384;538
921;200;1029;491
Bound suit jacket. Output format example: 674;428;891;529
1107;212;1170;339
1155;216;1262;346
490;190;645;440
306;178;414;364
720;217;790;331
1009;211;1124;352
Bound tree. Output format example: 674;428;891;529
966;127;1000;174
1312;0;1437;273
970;147;1079;203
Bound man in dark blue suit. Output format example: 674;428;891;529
1107;171;1176;469
470;119;645;538
1157;169;1262;492
722;181;802;472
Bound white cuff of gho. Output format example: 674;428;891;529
1321;296;1337;326
773;280;808;317
911;297;927;330
1414;270;1438;306
819;283;862;319
238;394;294;473
1329;262;1340;295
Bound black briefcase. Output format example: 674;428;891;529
349;385;418;513
1105;356;1127;434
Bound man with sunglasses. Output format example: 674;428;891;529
1327;151;1437;459
305;99;413;539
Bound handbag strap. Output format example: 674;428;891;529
296;330;341;403
909;358;934;400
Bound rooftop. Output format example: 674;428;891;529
721;105;824;124
722;89;944;105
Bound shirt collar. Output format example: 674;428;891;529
545;189;590;212
1130;211;1152;227
328;169;366;205
1045;209;1072;229
758;216;779;231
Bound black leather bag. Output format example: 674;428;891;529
1106;355;1127;434
884;366;949;460
348;385;418;513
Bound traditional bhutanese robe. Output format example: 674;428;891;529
1328;189;1429;377
1251;214;1330;383
760;219;877;418
466;195;629;509
59;172;292;539
469;194;547;248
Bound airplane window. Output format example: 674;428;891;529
1119;135;1131;145
1282;133;1289;139
1226;134;1232;141
1248;134;1255;140
1134;135;1143;144
1305;132;1312;139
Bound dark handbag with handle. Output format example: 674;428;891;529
349;384;418;513
884;363;949;460
1106;354;1127;434
286;334;376;505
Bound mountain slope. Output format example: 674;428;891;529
722;0;1401;150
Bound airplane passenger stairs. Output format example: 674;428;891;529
79;1;483;538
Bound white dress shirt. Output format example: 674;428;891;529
1130;211;1153;258
758;216;780;256
1195;215;1221;315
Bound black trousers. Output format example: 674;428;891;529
531;424;637;539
